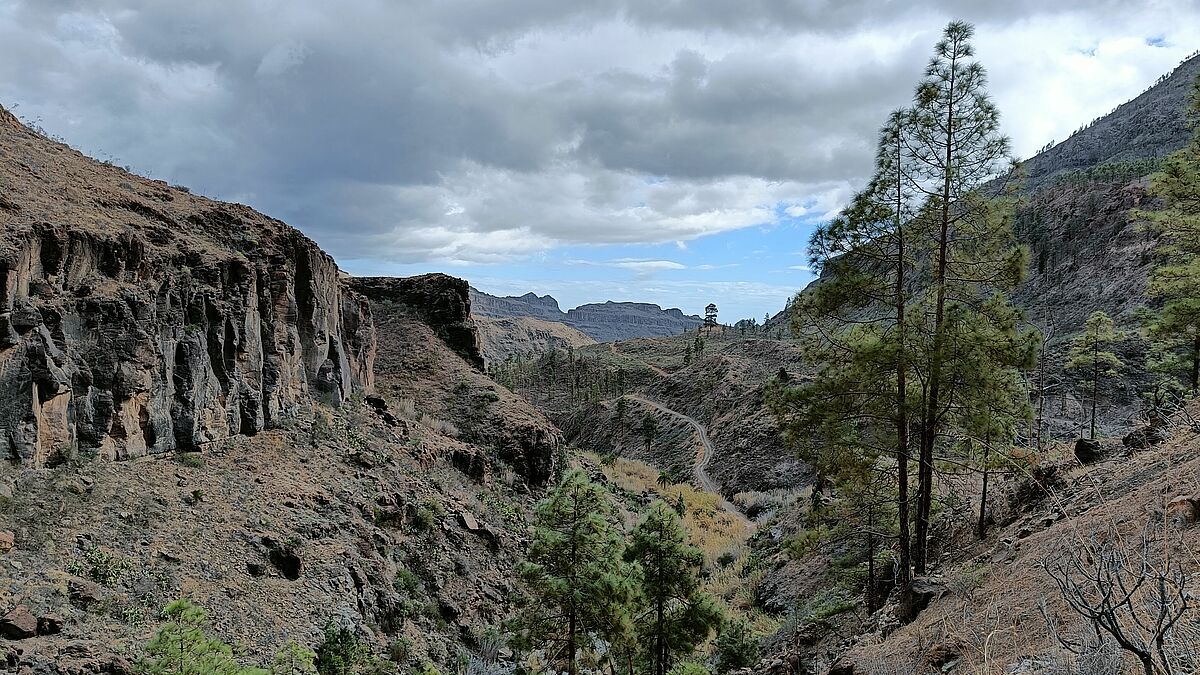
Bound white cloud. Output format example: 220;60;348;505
1;1;1198;267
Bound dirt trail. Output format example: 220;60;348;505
627;394;752;527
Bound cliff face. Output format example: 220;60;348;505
474;315;595;364
364;276;562;486
470;288;703;342
350;274;484;369
564;301;703;342
469;290;563;321
0;106;375;467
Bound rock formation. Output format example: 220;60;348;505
0;105;375;467
349;274;483;369
474;315;595;364
470;288;703;342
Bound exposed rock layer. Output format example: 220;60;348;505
0;105;375;466
350;274;483;369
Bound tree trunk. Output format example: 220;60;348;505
866;502;877;614
916;44;958;575
656;595;665;675
894;134;912;590
1091;344;1099;440
977;433;990;539
1191;334;1199;398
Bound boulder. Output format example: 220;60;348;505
1074;438;1103;464
68;579;104;608
1123;425;1171;450
0;605;37;639
1167;495;1200;526
36;615;63;635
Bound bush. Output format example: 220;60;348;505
67;544;134;587
394;567;421;595
316;621;369;675
715;619;759;673
176;452;205;468
139;599;261;675
271;641;319;675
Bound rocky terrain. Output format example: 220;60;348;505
1021;52;1200;189
0;103;563;673
470;287;703;342
0;105;375;468
474;315;594;365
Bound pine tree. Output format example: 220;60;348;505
641;413;659;453
713;619;759;673
771;21;1031;588
270;642;318;675
944;297;1035;537
905;20;1021;573
769;109;923;593
140;600;266;675
510;470;635;675
625;501;723;675
1066;311;1124;440
1140;75;1200;399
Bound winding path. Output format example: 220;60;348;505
626;394;751;527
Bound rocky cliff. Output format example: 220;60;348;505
470;288;703;342
1009;53;1200;334
350;274;483;369
0;105;375;467
475;315;595;364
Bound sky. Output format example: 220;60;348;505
2;1;1199;322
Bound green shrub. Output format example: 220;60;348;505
177;452;205;468
715;618;759;673
316;620;368;675
270;641;318;675
394;568;420;595
67;544;134;587
139;599;263;675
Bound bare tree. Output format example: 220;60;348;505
1042;531;1199;675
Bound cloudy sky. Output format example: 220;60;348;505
2;1;1198;321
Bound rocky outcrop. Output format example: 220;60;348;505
470;288;703;342
474;315;595;364
469;290;563;321
351;274;484;369
0;106;375;467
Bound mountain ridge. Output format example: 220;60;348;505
469;286;703;342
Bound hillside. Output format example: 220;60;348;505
470;287;703;342
0;104;562;672
474;315;595;365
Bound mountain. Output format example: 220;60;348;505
1021;51;1200;189
474;315;595;364
0;107;377;466
470;287;703;342
0;103;560;671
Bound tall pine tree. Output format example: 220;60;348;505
904;21;1023;572
510;469;635;675
625;501;723;675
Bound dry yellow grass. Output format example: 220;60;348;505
587;453;781;641
593;455;752;566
